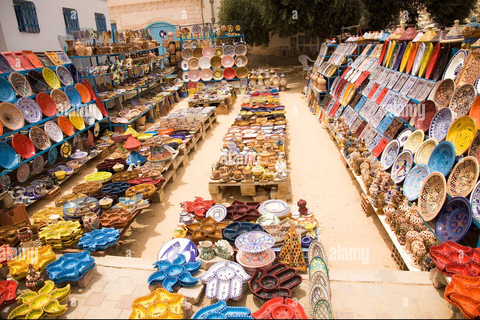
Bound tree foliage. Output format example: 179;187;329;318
424;0;477;26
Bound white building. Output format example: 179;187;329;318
0;0;111;52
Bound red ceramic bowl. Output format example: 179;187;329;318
223;67;236;80
12;134;35;158
36;92;57;117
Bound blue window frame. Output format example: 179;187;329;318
95;13;107;34
63;7;80;34
13;0;40;33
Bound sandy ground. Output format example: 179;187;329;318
32;66;396;271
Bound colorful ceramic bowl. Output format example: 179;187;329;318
435;197;472;243
397;129;413;147
418;172;447;221
0;102;24;130
414;100;436;132
236;67;248;79
391;150;413;184
68;111;86;130
403;164;430;201
447;156;479;198
433;78;455;108
210;56;222;69
446;116;477;156
42;68;61;89
212;68;223;81
223;67;236;80
429;107;454;142
36;92;57;117
381;141;400;170
414;138;439;165
449;84;476;120
221;55;234;68
188;69;200;82
428;141;456;176
470;180;480;223
443;49;467;81
404;129;424;154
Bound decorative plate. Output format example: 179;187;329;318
55;65;74;86
223;67;236;80
415;100;436;132
309;257;329;279
308;240;328;265
12;134;35;159
75;83;91;104
16;163;30;183
456;49;480;87
0;77;16;102
64;85;82;107
48;147;58;164
192;25;201;34
206;205;227;222
58;116;75;136
89;104;103;121
193;47;203;59
202;46;214;58
17;97;42;124
433;43;451;82
414;138;439;165
418;42;434;78
469;133;480;164
44;121;64;143
188;69;200;82
235;231;275;253
447;156;479;198
425;42;442;79
404;129;424;154
449;84;476;119
411;42;426;76
41;68;61;89
0;102;24;130
8;72;32;98
26;70;51;93
435;197;472;243
32;155;44;174
50;89;70;112
309;283;330;316
29;127;50;150
391;150;413;184
82;80;96;100
200;69;212;81
0;142;18;169
429;107;454;142
404;164;430;201
428;141;456;176
258;200;291;218
312;299;334;319
60;142;72;158
221;55;234;68
181;48;193;60
235;55;248;67
397;128;413;147
434;78;455;108
96;99;108;117
182;72;189;82
224;45;235;56
0;175;10;191
446;115;477;156
418;172;447;221
188;58;200;70
210;56;222;68
235;44;247;56
406;42;419;74
157;238;197;263
69;111;85;130
212;68;223;81
443;49;467;81
381;139;400;169
236;67;248;79
199;57;210;69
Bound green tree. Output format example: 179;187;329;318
361;0;401;30
424;0;476;26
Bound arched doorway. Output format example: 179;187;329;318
146;21;179;55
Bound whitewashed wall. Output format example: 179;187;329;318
0;0;111;52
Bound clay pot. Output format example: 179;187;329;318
17;227;33;243
66;40;75;57
75;40;85;56
317;75;327;91
84;45;93;56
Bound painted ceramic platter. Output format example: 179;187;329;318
16;163;30;183
258;200;291;218
0;102;24;130
200;69;213;81
36;92;56;117
447;156;479;198
381;139;400;170
0;77;16;102
210;56;222;69
446;116;477;156
308;240;328;265
393;41;407;71
404;129;424;154
433;43;452;82
188;69;200;82
50;89;71;112
180;60;189;71
41;67;61;89
44;121;64;143
64;85;82;108
214;46;223;56
32;155;45;174
58;116;75;136
90;104;103;121
206;205;227;222
433;78;455;108
236;67;248;79
55;65;74;86
75;83;91;104
157;238;197;263
224;45;235;56
443;49;467;81
235;44;247;56
418;172;447;221
181;48;193;60
449;84;476;119
0;142;18;169
223;67;236;80
199;57;210;69
29;127;51;150
414;138;439;165
60;142;72;158
235;231;275;253
193;47;203;59
435;197;472;243
399;42;413;73
309;284;330;317
456;49;480;87
309;257;329;279
188;58;200;70
470;180;480;223
202;46;214;58
17;97;42;124
411;43;426;76
181;71;189;82
69;111;86;130
391;150;413;184
378;41;389;66
428;141;456;176
429;107;454;142
312;299;334;320
406;42;419;74
9;72;32;98
404;164;430;201
48;147;58;164
212;68;223;81
425;42;442;80
12;134;35;159
383;41;395;67
221;55;235;68
414;100;436;132
397;128;413;147
418;42;434;78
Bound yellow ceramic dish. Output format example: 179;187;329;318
68;111;85;130
446;115;478;155
385;41;396;68
418;42;434;78
42;68;61;89
341;83;356;106
8;245;56;280
85;171;113;183
399;42;413;73
165;138;183;144
404;129;425;154
54;171;66;180
32;207;63;225
137;134;153;142
124;126;140;138
387;41;399;69
414;138;439;165
130;288;184;319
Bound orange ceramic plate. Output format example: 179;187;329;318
158;128;174;135
469;95;480;127
75;83;91;104
58;116;75;136
406;42;419;74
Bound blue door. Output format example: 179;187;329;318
146;21;179;56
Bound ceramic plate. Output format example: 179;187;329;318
258;199;291;218
16;163;30;183
235;44;247;56
17;97;42;124
449;84;476;119
397;129;413;147
411;43;426;76
0;142;19;169
202;46;214;58
44;121;64;143
434;78;455;108
50;89;71;112
9;72;33;98
435;197;472;242
200;69;213;81
446;115;477;156
309;257;329;279
188;69;200;82
234;231;275;253
36;92;57;117
414;138;439;165
456;49;480;87
42;67;61;89
75;83;91;104
443;49;467;81
0;77;16;102
429;107;454;142
380;140;400;170
60;142;72;158
404;129;424;154
199;57;210;69
12;134;35;159
56;65;74;86
29;127;51;150
428;141;456;176
64;85;82;108
188;58;200;70
391;150;413;184
399;42;413;73
415;100;437;132
157;238;197;262
221;55;234;68
469;132;480;163
206;205;227;222
406;42;419;74
58;116;75;136
69;111;85;130
470;180;480;223
418;172;447;221
447;156;479;198
418;42;434;78
180;60;189;71
32;155;44;174
0;102;24;130
425;42;442;80
48;147;58;164
403;164;430;201
224;45;235;56
181;48;193;60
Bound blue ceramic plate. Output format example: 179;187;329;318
17;97;42;123
157;238;197;263
0;77;15;102
0;142;19;169
391;150;413;184
64;85;82;107
48;147;58;165
403;164;430;201
381;139;400;169
428;141;456;176
429;107;453;141
435;196;472;242
470;180;480;223
223;222;264;244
